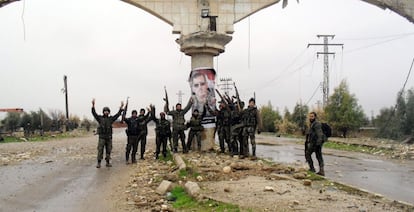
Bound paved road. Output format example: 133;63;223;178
0;130;134;212
255;135;414;205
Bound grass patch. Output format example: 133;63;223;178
170;186;240;211
0;132;83;143
306;171;326;181
159;150;173;162
178;167;200;179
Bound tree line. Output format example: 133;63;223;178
260;80;414;141
0;109;94;135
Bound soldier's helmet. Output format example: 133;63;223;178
103;107;110;113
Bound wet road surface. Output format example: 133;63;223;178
256;135;414;205
0;130;132;212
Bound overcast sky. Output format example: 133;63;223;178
1;0;413;120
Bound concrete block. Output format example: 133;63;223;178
173;154;186;170
156;180;173;195
184;181;200;197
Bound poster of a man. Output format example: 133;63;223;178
188;67;216;119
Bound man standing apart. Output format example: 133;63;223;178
164;98;193;153
241;98;262;159
122;109;140;164
305;112;326;176
91;99;124;168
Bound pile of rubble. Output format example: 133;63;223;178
330;137;414;160
120;152;301;211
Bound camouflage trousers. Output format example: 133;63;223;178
172;129;186;152
155;135;168;158
218;126;231;153
305;141;324;169
187;130;202;151
242;127;256;156
97;137;112;161
126;135;139;162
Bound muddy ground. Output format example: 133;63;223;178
0;129;413;212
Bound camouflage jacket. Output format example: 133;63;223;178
154;118;171;137
308;120;325;145
91;107;122;138
187;115;204;131
124;117;140;136
165;100;192;131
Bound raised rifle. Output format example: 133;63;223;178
233;82;242;111
163;86;169;112
215;89;228;105
122;97;129;120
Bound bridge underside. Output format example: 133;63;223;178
2;0;414;24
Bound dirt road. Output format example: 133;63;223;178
0;129;134;212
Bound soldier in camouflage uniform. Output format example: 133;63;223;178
305;112;326;176
164;98;193;153
241;98;262;159
91;99;124;168
122;109;140;164
151;105;171;159
186;109;204;152
207;101;232;154
136;107;152;160
230;101;244;157
216;102;232;153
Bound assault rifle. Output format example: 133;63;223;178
233;82;242;111
122;96;129;120
163;86;170;112
215;89;228;105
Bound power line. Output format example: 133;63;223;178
305;82;322;106
344;35;409;54
381;57;414;131
338;32;414;41
256;48;309;89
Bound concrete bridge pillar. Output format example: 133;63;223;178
176;31;232;69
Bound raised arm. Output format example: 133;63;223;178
182;97;194;114
111;101;124;122
91;98;100;121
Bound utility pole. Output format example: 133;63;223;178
308;35;343;107
176;90;185;104
63;75;69;131
63;75;69;120
218;77;233;96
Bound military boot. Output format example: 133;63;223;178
106;159;112;167
96;160;101;168
308;162;316;173
317;167;325;176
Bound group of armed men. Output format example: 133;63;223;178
90;91;263;168
91;93;325;176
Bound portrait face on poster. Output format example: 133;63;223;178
188;67;216;122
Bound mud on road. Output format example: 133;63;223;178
0;129;413;212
